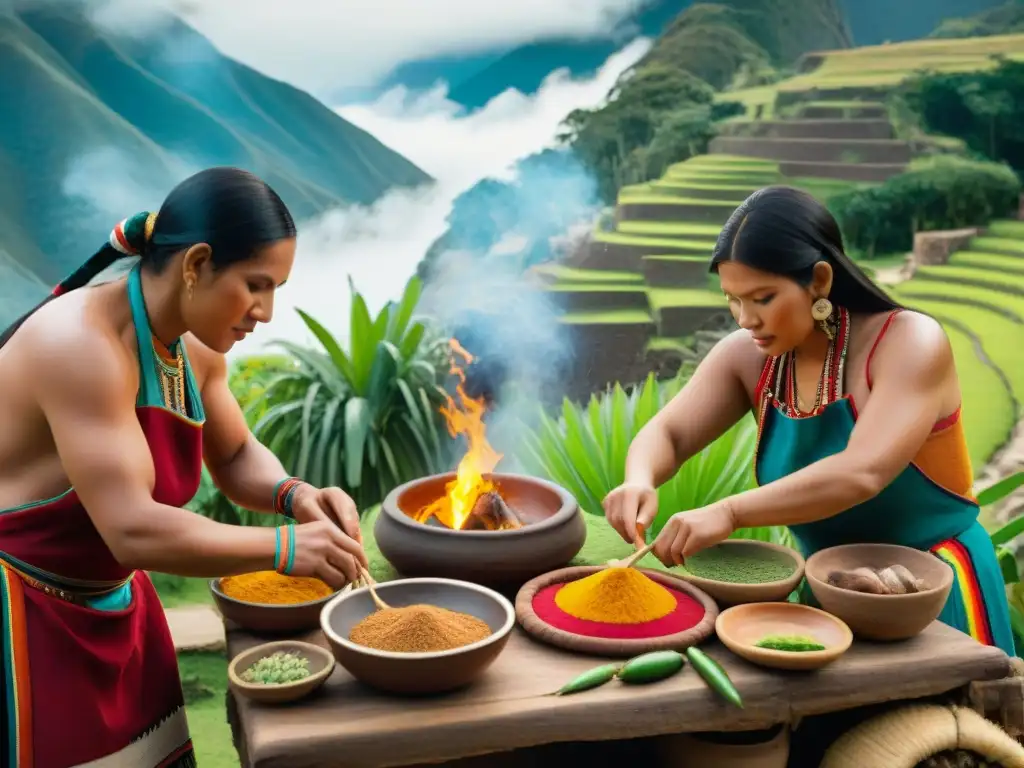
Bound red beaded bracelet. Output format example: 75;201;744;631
273;477;306;518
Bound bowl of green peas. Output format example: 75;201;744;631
228;639;335;704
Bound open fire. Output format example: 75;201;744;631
413;339;524;531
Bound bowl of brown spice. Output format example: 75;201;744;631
320;577;515;695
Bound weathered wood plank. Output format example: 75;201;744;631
227;620;1010;768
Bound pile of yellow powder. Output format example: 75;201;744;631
555;567;675;624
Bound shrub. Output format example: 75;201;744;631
828;156;1021;258
516;373;793;548
239;275;455;511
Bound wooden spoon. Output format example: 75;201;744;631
358;567;392;611
608;542;655;569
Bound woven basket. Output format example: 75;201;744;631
820;705;1024;768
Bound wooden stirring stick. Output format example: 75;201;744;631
358;567;391;611
608;542;655;569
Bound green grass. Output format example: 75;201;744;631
915;266;1024;295
179;652;239;767
531;264;644;283
950;251;1024;276
592;230;719;251
643;254;707;263
615;195;741;208
896;282;1024;321
988;221;1024;239
152;573;213;608
647;288;726;309
616;221;724;237
560;309;654;324
971;237;1024;256
646;336;693;352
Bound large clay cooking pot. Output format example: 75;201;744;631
376;473;586;589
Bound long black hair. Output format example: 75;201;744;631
709;185;901;314
0;167;296;349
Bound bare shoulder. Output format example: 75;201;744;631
16;292;136;408
867;309;953;380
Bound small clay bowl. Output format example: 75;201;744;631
716;602;853;671
227;640;335;704
676;540;805;605
805;543;954;641
210;576;339;634
320;577;515;695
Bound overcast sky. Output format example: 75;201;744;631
86;0;652;94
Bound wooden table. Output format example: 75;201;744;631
225;621;1012;768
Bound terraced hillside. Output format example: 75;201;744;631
892;219;1024;467
534;151;875;403
721;33;1024;118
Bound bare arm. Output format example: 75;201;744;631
625;330;756;487
197;345;288;514
726;313;952;530
36;331;276;577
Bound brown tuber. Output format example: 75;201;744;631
827;564;927;596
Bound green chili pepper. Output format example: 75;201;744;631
553;663;621;695
686;647;743;708
616;650;686;684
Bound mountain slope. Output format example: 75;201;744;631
0;5;430;321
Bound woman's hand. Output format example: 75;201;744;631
652;503;736;567
289;519;368;589
603;482;659;547
290;484;363;546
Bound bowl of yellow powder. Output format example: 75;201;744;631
211;571;339;634
678;540;805;605
320;577;515;695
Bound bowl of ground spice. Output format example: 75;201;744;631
320;577;515;695
715;602;853;671
211;571;339;634
677;540;805;605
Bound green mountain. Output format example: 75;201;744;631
0;4;430;325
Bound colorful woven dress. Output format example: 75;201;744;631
0;264;201;767
755;308;1016;657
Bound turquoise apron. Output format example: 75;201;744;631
754;310;1015;657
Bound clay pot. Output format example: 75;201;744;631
227;640;335;704
656;725;790;768
805;543;954;641
376;473;586;590
677;540;805;605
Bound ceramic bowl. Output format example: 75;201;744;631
227;640;335;704
805;543;954;641
320;577;515;695
374;472;586;589
210;576;338;634
716;602;853;671
676;540;805;605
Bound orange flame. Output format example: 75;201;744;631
415;339;503;530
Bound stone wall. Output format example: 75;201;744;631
912;228;979;268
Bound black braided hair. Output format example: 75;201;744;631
0;167;296;350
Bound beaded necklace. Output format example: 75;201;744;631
152;335;188;416
764;307;851;418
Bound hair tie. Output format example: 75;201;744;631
109;211;155;256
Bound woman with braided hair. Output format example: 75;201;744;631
0;167;368;767
603;185;1015;660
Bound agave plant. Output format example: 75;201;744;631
516;372;793;547
240;275;455;511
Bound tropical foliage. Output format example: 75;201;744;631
981;471;1024;654
516;372;794;548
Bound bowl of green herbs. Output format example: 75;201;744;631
677;540;805;605
228;640;335;704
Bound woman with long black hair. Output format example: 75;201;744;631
603;185;1015;658
0;167;368;767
